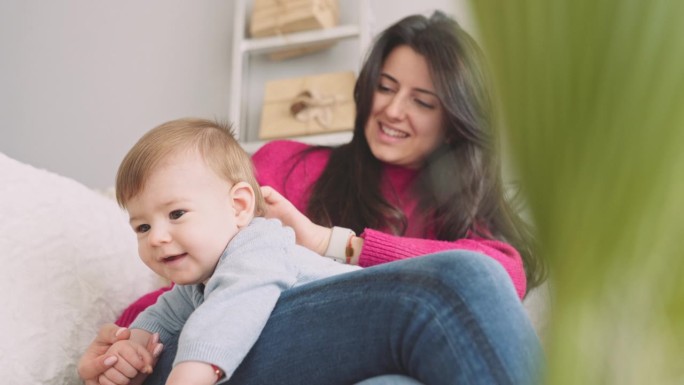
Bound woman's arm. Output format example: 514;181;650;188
357;229;526;299
261;186;527;299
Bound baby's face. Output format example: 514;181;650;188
126;150;241;285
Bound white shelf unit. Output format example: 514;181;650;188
230;0;372;153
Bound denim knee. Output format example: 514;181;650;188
402;251;517;298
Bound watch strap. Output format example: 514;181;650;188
324;227;355;263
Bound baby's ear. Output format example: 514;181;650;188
230;182;255;227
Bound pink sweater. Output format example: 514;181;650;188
115;140;526;326
252;140;527;299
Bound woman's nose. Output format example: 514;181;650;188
383;93;408;121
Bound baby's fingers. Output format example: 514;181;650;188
99;367;132;385
145;333;164;363
118;342;154;374
260;185;278;202
111;356;140;379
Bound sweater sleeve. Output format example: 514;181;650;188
358;228;527;299
129;285;196;344
115;284;173;327
172;220;299;380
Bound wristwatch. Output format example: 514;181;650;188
324;226;355;264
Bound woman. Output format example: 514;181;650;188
255;11;544;298
79;11;544;385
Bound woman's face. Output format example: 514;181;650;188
364;45;446;169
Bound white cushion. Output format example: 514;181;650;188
0;152;160;385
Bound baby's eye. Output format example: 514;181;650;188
169;210;186;220
135;224;150;233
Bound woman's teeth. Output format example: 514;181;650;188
381;124;408;138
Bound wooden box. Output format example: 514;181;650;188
258;71;356;139
249;0;339;38
267;41;335;61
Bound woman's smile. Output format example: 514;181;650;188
379;122;410;139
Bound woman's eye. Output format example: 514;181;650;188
377;83;394;93
136;224;150;233
415;98;436;109
169;210;186;220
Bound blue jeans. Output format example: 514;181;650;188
145;251;542;384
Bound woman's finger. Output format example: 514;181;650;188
78;325;129;381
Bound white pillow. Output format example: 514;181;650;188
0;152;160;385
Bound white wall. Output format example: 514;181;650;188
0;0;235;189
0;0;472;189
369;0;472;33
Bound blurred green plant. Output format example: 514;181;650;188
470;1;684;384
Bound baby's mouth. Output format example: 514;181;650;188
162;253;186;263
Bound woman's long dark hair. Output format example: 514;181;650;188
303;11;545;290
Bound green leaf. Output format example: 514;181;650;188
470;0;684;383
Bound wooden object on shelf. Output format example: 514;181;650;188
230;0;371;152
250;0;339;37
258;71;356;139
250;0;339;60
267;41;334;61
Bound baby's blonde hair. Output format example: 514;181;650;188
116;118;265;215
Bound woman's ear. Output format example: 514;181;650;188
230;181;255;227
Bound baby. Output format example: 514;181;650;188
102;118;358;385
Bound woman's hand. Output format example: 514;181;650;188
98;339;155;385
77;324;130;385
261;185;332;255
77;324;162;385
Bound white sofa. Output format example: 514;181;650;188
0;152;162;385
0;151;549;385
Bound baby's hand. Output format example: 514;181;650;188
261;185;331;255
98;339;155;385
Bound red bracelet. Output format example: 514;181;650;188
210;364;224;382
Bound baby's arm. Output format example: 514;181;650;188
166;361;222;385
99;329;157;385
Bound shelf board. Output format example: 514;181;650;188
241;24;361;55
240;131;353;154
